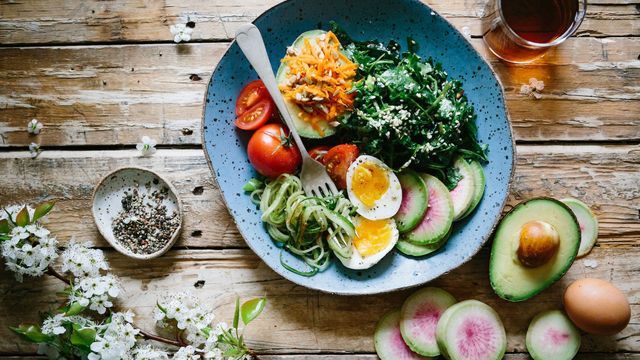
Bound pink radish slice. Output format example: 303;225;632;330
436;300;506;360
526;310;580;360
395;170;429;233
449;157;475;220
403;174;454;245
375;310;431;360
400;287;457;357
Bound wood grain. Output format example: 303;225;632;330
1;247;638;354
0;145;638;249
0;0;637;45
1;38;639;147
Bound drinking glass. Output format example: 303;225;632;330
482;0;587;63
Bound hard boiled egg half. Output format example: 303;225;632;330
337;215;399;270
346;155;402;220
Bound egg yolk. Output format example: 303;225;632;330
351;162;389;207
353;218;392;257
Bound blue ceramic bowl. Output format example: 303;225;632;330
202;0;514;295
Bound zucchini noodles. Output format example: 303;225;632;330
247;174;355;276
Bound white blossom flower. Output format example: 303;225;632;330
61;241;109;278
69;274;121;314
136;136;157;157
29;142;41;158
170;23;193;43
529;77;545;91
27;119;43;135
41;314;68;335
155;292;215;346
1;224;58;281
132;344;170;360
0;204;35;225
89;311;139;360
173;346;200;360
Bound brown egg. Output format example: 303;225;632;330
563;278;631;335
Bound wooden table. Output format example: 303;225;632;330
0;1;638;359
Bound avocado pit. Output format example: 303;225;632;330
516;220;560;267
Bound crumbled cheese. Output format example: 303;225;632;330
438;99;455;117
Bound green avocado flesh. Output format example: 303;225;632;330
489;198;580;302
276;30;336;139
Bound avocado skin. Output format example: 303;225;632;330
489;197;580;302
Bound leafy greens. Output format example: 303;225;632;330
332;24;488;181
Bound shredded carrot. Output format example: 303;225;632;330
279;31;357;135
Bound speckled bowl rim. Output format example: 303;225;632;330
91;166;184;260
200;0;516;295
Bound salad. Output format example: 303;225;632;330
234;25;488;276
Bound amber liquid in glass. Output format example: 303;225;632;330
483;0;579;63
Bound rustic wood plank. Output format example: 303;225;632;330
1;38;639;146
0;0;637;45
0;145;638;249
1;247;638;354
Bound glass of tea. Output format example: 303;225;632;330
482;0;587;63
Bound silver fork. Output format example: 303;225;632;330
235;24;351;256
235;23;339;198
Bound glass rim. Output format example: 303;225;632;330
497;0;588;49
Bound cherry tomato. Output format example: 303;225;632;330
235;80;270;116
234;99;273;130
247;124;302;178
308;146;331;163
323;144;359;190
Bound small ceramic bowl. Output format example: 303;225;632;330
92;167;183;260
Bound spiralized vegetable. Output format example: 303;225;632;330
248;174;355;276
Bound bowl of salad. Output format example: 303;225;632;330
202;0;515;295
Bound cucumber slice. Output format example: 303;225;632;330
450;157;475;221
395;170;429;233
276;30;336;139
396;228;451;257
374;309;432;360
526;310;581;360
403;174;454;245
560;198;598;257
400;287;457;357
436;300;507;360
458;160;486;220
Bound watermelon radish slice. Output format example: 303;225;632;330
561;198;598;257
458;160;486;220
375;309;432;360
395;170;429;233
526;310;581;360
449;157;475;221
403;174;454;245
400;287;457;357
396;228;451;257
436;300;507;360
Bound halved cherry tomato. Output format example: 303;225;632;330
308;146;331;164
235;80;270;116
323;144;359;190
234;99;273;130
247;124;302;178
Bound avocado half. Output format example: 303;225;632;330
276;30;336;139
489;197;580;302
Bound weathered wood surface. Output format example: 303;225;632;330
0;0;638;45
1;248;639;355
1;38;639;147
0;145;638;249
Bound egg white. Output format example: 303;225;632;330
337;216;399;270
346;155;402;220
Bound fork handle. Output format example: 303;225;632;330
235;23;311;159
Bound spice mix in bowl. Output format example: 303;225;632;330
92;167;183;259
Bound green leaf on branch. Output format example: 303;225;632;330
65;302;86;316
233;297;240;329
0;219;10;234
10;324;53;343
70;324;96;348
15;206;29;227
241;297;266;326
33;201;55;222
